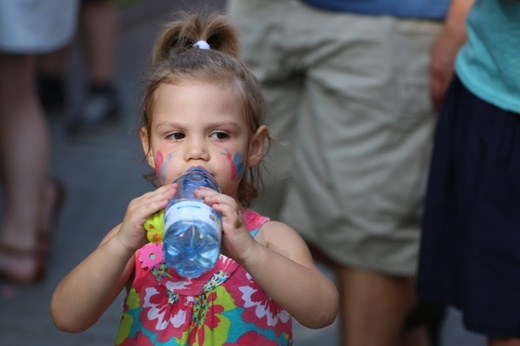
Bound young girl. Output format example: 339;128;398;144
50;13;339;345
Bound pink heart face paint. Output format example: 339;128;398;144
155;150;178;184
154;151;164;181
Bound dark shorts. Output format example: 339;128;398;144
82;0;110;4
417;75;520;337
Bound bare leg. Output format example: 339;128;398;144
80;0;119;85
337;266;416;346
39;0;119;87
38;45;70;78
67;0;121;135
0;53;49;279
401;325;432;346
489;338;520;346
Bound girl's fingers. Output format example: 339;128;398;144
193;186;217;201
117;185;178;251
212;203;242;225
144;184;177;202
129;184;177;212
192;188;255;260
196;191;244;229
194;187;235;207
121;185;177;235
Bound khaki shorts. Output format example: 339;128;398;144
228;0;441;275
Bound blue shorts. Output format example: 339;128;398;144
417;75;520;337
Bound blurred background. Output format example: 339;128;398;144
0;0;486;345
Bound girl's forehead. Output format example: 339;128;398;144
155;79;240;101
151;81;248;125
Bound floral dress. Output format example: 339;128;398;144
115;209;292;345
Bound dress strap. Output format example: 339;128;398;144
243;209;270;238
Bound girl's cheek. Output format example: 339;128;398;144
223;150;245;181
154;151;164;181
156;150;175;184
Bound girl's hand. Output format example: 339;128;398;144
194;187;256;262
116;184;177;252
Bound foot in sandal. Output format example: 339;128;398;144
0;177;65;284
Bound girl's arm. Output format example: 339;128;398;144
198;188;339;329
50;225;135;333
241;221;339;329
50;185;176;333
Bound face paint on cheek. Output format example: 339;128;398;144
154;151;164;180
154;151;175;184
223;150;245;181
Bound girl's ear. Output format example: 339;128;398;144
140;127;155;168
247;125;268;167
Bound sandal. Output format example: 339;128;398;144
0;242;46;284
0;176;65;284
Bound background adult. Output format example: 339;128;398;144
38;0;121;136
227;0;467;344
417;1;520;345
0;0;79;283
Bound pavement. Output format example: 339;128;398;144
0;1;488;345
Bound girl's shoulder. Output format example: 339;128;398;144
243;209;292;242
247;210;308;252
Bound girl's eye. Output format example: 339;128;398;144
167;132;185;140
210;131;229;140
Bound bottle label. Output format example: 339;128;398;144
165;200;222;237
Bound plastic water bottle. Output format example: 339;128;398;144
163;167;222;278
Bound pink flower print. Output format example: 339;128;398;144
140;286;189;341
118;331;155;346
229;272;291;336
224;331;280;346
138;243;164;270
188;291;227;346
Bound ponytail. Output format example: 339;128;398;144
151;12;239;68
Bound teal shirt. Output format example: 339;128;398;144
456;0;520;113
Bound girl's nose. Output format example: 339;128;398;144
184;136;209;161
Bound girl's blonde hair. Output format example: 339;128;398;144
140;12;269;208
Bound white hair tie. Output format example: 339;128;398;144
193;40;210;50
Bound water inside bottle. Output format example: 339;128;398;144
163;167;222;278
164;219;221;278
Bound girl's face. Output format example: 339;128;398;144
141;81;266;199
